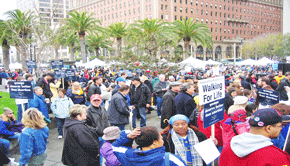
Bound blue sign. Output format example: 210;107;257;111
119;69;133;78
8;81;34;99
203;98;225;129
26;60;37;69
136;69;142;75
51;60;64;69
272;63;278;71
257;88;279;106
54;70;66;79
65;70;75;81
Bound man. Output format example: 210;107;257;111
36;73;54;99
112;127;186;166
108;85;132;130
168;76;175;82
129;77;151;129
121;72;127;79
239;75;251;90
160;82;182;129
111;77;126;96
86;76;103;105
86;94;110;166
29;87;50;121
219;108;290;166
175;83;197;118
276;72;290;101
25;74;36;88
154;75;169;118
66;81;86;104
275;70;285;85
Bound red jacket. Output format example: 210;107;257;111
220;144;290;166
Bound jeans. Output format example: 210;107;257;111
99;137;105;166
132;107;146;128
0;138;10;155
55;118;65;136
17;103;29;122
156;97;163;116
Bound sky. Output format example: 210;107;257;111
0;0;17;20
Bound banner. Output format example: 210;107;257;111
65;70;75;81
51;60;64;69
203;98;225;128
26;60;37;69
54;70;66;79
8;81;34;99
257;88;279;106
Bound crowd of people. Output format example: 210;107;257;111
1;65;290;165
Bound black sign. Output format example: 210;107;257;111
51;60;64;69
257;88;280;106
8;81;34;99
26;60;37;69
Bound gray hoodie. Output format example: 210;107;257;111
231;132;273;157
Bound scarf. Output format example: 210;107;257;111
74;87;84;95
172;128;203;166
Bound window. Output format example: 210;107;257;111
161;14;164;19
175;15;177;20
186;8;188;13
165;14;168;20
180;7;183;12
180;16;183;20
149;5;152;10
175;6;177;12
196;1;198;6
124;2;126;7
196;9;198;14
165;5;168;10
201;9;203;15
161;4;164;10
191;8;193;14
206;2;208;7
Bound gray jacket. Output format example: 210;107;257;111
86;105;110;137
108;92;130;126
154;81;169;97
161;89;178;129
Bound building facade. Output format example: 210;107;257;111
283;0;290;35
70;0;283;60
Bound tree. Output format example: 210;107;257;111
107;22;127;57
172;18;213;59
5;9;34;70
64;11;100;63
86;32;111;59
61;30;79;61
0;20;12;70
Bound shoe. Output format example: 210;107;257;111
58;135;63;139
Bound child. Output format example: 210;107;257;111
100;127;122;166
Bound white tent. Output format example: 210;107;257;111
81;58;106;68
236;59;257;66
256;57;276;65
9;62;22;70
206;59;221;65
179;56;206;66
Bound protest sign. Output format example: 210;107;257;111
8;81;34;99
203;98;225;128
119;69;133;77
26;60;37;69
51;60;64;69
257;88;279;106
65;69;75;81
54;70;66;79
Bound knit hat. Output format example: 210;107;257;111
169;114;189;125
102;127;121;140
249;108;282;127
234;96;248;105
3;107;11;112
115;77;126;83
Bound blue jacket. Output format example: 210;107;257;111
112;131;186;166
66;88;86;104
29;94;49;119
19;127;49;165
51;96;74;119
0;119;17;137
175;92;196;118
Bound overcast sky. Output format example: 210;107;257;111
0;0;17;20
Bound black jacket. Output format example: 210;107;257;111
111;86;120;96
175;92;196;118
276;78;290;101
108;92;130;126
154;81;169;97
144;80;153;93
86;105;110;137
161;89;178;129
36;77;53;99
62;118;100;166
241;80;251;90
129;83;151;108
86;83;102;101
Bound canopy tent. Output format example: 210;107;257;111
80;58;106;68
9;62;22;70
206;59;221;65
256;57;276;65
235;59;257;66
179;56;206;68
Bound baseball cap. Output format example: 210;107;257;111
249;108;282;127
90;94;102;102
116;77;126;83
132;77;141;82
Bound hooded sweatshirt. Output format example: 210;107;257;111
112;131;186;166
219;132;290;166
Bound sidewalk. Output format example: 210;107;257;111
9;109;162;165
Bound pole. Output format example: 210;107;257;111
62;78;64;89
233;43;236;66
211;124;215;166
283;126;290;151
21;103;25;113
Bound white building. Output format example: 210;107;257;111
284;0;290;34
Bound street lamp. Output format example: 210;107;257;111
234;38;243;65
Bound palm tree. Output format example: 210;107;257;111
60;29;79;61
64;11;100;63
86;32;111;59
0;20;11;70
173;18;213;59
107;22;127;57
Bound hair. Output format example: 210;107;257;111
271;103;290;116
16;76;24;81
119;85;130;92
135;126;160;148
159;74;165;79
285;72;290;76
268;74;275;79
45;73;54;78
181;83;193;93
22;108;47;129
69;104;87;119
0;109;15;122
243;89;252;97
33;86;42;93
228;105;246;115
73;81;80;87
58;88;66;95
245;104;257;117
93;76;102;83
236;89;244;96
25;74;33;80
121;72;127;76
193;84;198;93
259;76;270;85
231;83;241;90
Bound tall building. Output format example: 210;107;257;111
70;0;283;60
283;0;290;34
16;0;70;60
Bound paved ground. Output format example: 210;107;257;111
8;109;161;165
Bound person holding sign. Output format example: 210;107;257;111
219;108;290;166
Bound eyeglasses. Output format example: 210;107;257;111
7;112;14;115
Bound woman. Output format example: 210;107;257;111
51;88;74;139
66;82;86;104
161;114;204;166
49;78;62;102
19;108;49;166
228;96;248;115
62;104;100;166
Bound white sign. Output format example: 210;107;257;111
212;67;219;76
194;139;220;165
198;76;225;105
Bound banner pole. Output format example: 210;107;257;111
283;126;290;151
62;78;64;89
211;124;215;166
